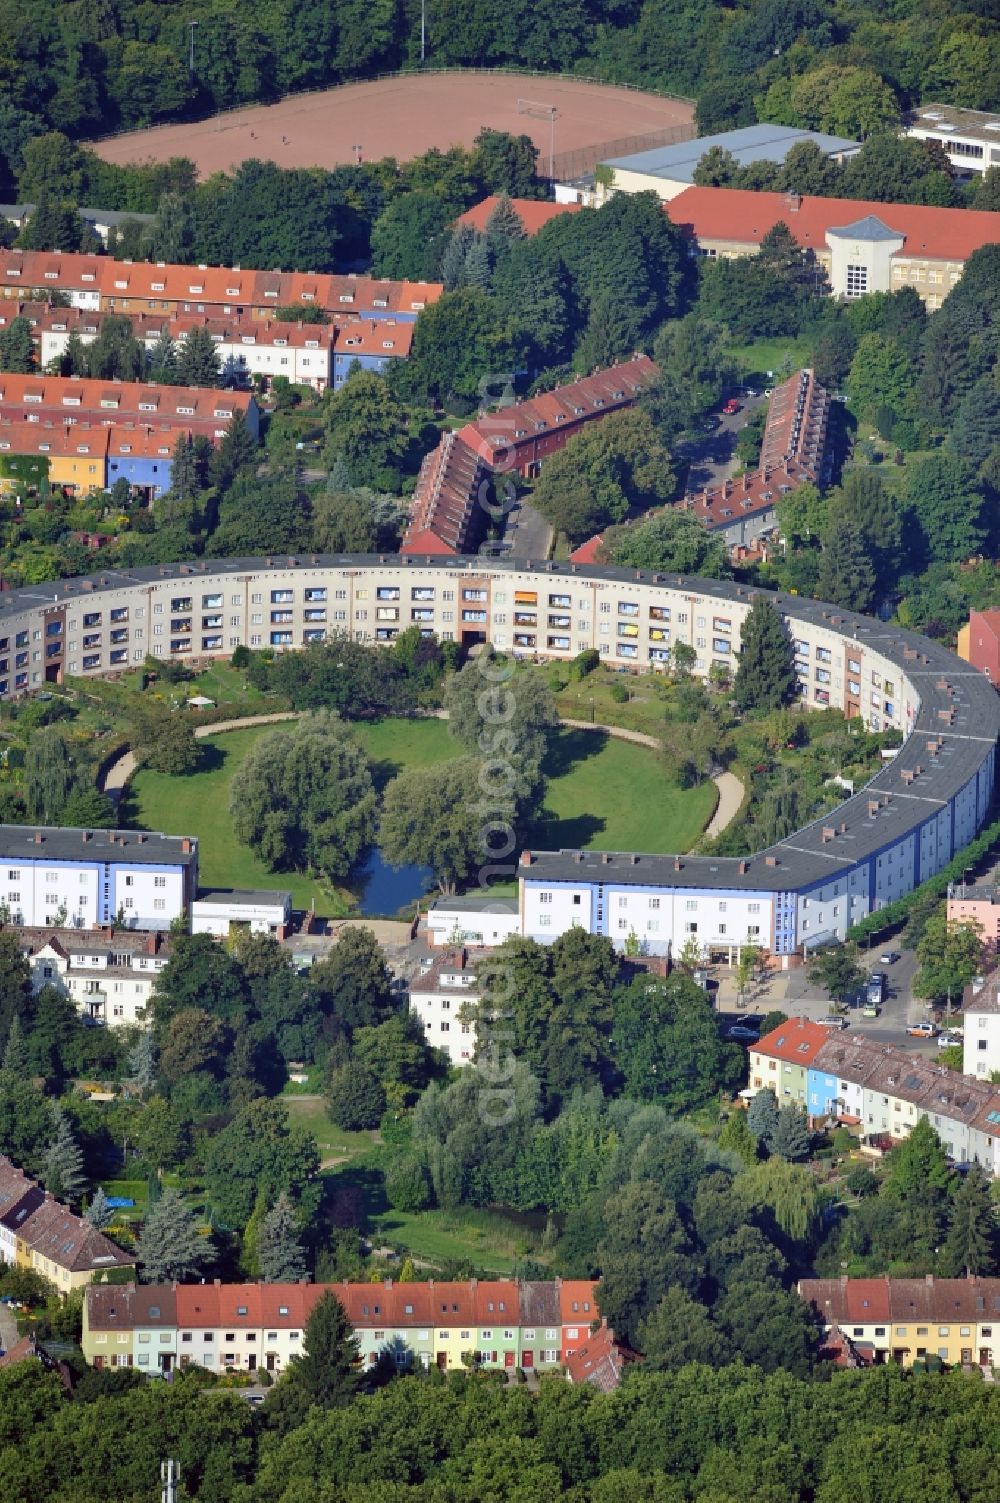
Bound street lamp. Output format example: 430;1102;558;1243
188;20;199;77
421;0;426;62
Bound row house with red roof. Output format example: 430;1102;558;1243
679;368;830;559
749;1019;1000;1171
0;375;257;500
83;1277;599;1377
4;304;414;394
0;249;441;325
799;1276;999;1368
0;1156;134;1293
402;357;657;558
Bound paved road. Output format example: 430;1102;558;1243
680;394;768;495
500;499;553;561
718;946;950;1059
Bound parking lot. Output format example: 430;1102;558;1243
714;944;957;1062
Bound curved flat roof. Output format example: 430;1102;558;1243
4;553;998;893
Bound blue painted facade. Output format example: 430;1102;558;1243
107;453;173;499
807;1066;840;1118
332;352;399;388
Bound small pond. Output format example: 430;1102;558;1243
352;846;436;917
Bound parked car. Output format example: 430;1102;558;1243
937;1031;963;1050
880;951;901;965
725;1024;761;1042
907;1020;938;1038
722;398;742;415
861;1003;880;1018
819;1015;848;1029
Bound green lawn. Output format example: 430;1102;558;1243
322;1157;548;1272
726;337;814;385
124;727;347;914
283;1094;377;1162
534;728;716;852
125;716;714;917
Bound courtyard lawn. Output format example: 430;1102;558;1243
322;1158;547;1273
534;728;716;852
124;727;347;914
125;716;714;918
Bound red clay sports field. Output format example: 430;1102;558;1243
94;71;694;180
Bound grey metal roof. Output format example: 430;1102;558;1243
603;125;860;181
194;888;291;906
827;215;902;242
0;825;197;866
0;554;996;899
428;894;519;914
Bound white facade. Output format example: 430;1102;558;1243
425;898;520;949
0;835;192;932
409;952;480;1065
964;997;1000;1082
24;931;170;1027
191;890;291;938
906;106;1000;177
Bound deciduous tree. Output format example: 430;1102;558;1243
230;712;377;881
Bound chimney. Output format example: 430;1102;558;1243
673;858;682;872
181;838;192;854
146;931;157;955
521;851;533;865
738;860;748;874
601;852;611;865
765;855;778;867
82;830;91;843
33;831;43;844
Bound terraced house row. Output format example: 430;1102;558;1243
799;1276;1000;1369
0;557;996;962
0;249;442;324
748;1018;1000;1171
0;1156;134;1291
0;303;415;393
0;374;258;499
82;1279;600;1376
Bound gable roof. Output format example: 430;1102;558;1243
751;1016;830;1067
565;1323;636;1391
666;187;1000;264
18;1197;135;1273
456;197;582;236
800;1276;1000;1326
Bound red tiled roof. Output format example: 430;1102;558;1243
568;534;606;564
0;251;443;318
800;1276;1000;1326
559;1280;599;1325
456;197;582;235
564;1323;636;1391
751;1016;831;1067
666;187;1000;263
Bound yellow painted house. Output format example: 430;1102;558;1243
800;1277;999;1370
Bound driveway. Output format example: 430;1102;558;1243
680;395;768;495
498;499;553;561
